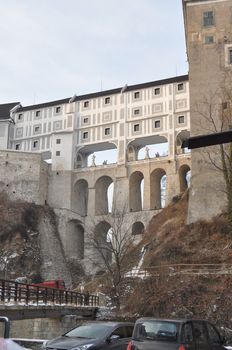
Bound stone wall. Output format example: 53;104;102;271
0;150;48;205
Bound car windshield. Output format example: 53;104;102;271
64;324;112;339
134;321;178;342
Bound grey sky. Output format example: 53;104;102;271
0;0;188;106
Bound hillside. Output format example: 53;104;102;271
123;192;232;332
1;189;232;334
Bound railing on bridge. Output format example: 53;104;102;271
0;279;99;307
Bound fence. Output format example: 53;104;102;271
0;279;99;307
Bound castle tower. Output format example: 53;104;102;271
183;0;231;223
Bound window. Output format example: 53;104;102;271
84;101;89;108
192;322;209;348
182;323;193;343
83;117;89;124
229;48;232;65
155;120;161;128
34;126;40;133
15;144;20;150
111;327;126;339
134;91;140;99
55;106;61;113
205;35;214;44
33;140;38;148
177;83;184;91
134;109;140;115
206;322;221;345
134;124;140;132
154;87;160;95
18;114;23;121
222;102;228;110
105;97;110;104
56;139;61;144
203;11;214;27
104;127;111;135
178;115;185;124
83;131;88;139
56;151;60;156
35;110;41;117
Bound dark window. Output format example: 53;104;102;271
83;132;88;139
206;323;221;345
15;144;20;150
111;326;126;339
18;114;23;121
56;106;61;113
203;11;214;27
35;110;41;117
154;88;160;95
205;36;214;44
104;128;110;135
56;151;60;156
134;124;140;132
33;140;38;148
34;126;40;132
134;109;140;115
229;48;232;64
83;117;89;124
192;321;209;348
105;97;110;104
222;102;228;110
182;323;194;343
178;115;185;124
177;83;184;91
155;120;161;128
125;326;134;338
56;139;61;144
134;91;140;99
84;101;89;108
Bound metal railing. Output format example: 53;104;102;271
0;279;99;307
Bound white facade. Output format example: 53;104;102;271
5;75;190;171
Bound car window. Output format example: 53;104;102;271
182;322;194;343
134;321;178;341
193;322;209;349
125;326;134;338
111;326;126;338
206;323;221;345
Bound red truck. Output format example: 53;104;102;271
32;279;66;289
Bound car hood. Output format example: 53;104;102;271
46;336;99;349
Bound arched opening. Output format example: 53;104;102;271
132;222;145;235
129;171;144;212
150;168;166;209
66;221;84;260
179;164;191;192
94;221;112;266
95;176;113;215
127;135;168;161
127;145;136;161
176;130;190;154
74;153;83;168
72;179;88;216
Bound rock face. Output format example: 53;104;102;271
0;192;72;288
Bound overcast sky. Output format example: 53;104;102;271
0;0;188;106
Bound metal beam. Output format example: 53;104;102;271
182;130;232;149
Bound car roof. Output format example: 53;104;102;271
82;321;134;326
135;318;208;323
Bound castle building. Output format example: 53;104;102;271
0;75;191;273
182;0;231;223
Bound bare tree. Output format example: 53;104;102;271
194;73;232;229
86;205;141;310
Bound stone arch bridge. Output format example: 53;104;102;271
50;152;191;274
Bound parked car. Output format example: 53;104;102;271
42;321;134;350
127;318;226;350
